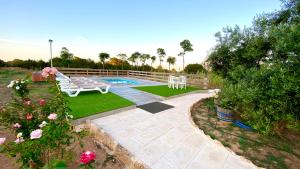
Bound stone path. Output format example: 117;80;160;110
110;86;163;105
92;93;259;169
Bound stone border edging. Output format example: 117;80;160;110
188;98;264;169
84;121;151;169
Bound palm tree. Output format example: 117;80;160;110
127;56;135;70
98;52;110;69
157;48;166;67
150;56;156;71
167;56;176;71
131;52;141;70
117;53;127;70
179;39;193;71
140;54;150;70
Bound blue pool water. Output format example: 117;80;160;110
102;78;139;85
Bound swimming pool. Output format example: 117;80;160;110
102;78;139;85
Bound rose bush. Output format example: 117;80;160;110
0;67;77;168
7;79;29;98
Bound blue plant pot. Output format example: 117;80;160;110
216;106;234;122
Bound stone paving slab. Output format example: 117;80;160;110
91;93;260;169
110;86;163;105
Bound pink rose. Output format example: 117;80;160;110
50;67;58;75
48;113;57;120
15;137;24;144
80;151;96;164
39;99;46;106
30;129;42;139
43;67;51;73
26;113;33;120
41;71;49;78
0;137;6;145
13;123;22;128
24;100;31;106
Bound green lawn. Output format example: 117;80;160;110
133;85;200;97
65;91;134;119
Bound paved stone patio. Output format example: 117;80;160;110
92;93;259;169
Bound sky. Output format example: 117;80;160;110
0;0;281;70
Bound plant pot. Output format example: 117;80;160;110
216;106;234;122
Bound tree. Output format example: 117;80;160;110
166;56;176;71
157;48;166;67
130;52;141;70
206;0;300;134
184;64;206;74
0;59;6;67
179;40;193;71
117;53;127;70
140;54;150;70
150;56;156;71
60;47;74;68
98;52;110;69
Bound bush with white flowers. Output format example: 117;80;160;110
7;79;29;98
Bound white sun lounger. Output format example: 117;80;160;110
56;72;111;97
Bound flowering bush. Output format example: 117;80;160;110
7;79;29;98
0;70;76;168
79;151;96;169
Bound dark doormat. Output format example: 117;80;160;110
137;102;174;114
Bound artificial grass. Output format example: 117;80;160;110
133;85;200;97
65;91;134;119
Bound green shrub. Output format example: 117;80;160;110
207;0;300;134
184;64;206;74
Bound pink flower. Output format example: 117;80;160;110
41;71;49;78
24;100;31;106
30;129;42;139
50;67;58;75
0;138;6;145
43;67;51;73
26;113;33;120
48;113;57;120
13;123;22;128
39;99;46;106
80;151;96;164
15;133;24;143
15;137;24;144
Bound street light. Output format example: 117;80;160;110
48;39;53;67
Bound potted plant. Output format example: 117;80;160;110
216;97;234;122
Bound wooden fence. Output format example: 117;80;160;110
57;68;209;89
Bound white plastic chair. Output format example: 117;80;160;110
168;75;176;88
177;76;187;89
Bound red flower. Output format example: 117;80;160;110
80;151;96;164
39;99;46;106
24;100;31;106
26;113;33;120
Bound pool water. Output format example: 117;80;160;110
102;78;139;85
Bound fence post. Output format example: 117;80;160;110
203;76;208;89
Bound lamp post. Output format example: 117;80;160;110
49;39;53;67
